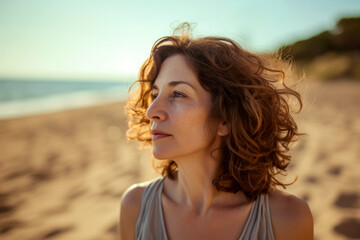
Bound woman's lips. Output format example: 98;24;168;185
150;129;171;140
152;133;171;140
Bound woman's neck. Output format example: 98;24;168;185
165;152;248;216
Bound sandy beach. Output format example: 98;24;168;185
0;80;359;240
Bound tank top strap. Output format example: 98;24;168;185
135;178;168;240
238;194;275;240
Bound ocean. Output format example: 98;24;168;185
0;79;133;120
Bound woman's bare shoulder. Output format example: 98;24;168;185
121;178;163;204
269;190;314;240
119;180;156;240
121;180;153;204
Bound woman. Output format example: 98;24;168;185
119;23;313;240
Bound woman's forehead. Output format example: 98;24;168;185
153;54;200;89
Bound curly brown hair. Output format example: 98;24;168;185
126;23;303;200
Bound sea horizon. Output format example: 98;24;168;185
0;78;133;120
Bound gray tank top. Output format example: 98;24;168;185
135;178;275;240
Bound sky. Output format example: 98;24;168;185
0;0;359;81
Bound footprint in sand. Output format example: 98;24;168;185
305;175;319;184
316;151;328;162
0;192;18;218
0;220;23;234
327;165;342;176
40;226;74;239
301;193;311;202
334;193;360;209
334;218;360;239
107;222;117;234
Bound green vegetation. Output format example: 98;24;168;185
278;17;360;81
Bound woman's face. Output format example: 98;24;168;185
146;54;225;161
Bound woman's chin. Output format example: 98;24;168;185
152;147;176;160
152;152;171;160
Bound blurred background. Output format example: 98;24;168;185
0;0;359;239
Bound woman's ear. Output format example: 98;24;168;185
217;121;230;136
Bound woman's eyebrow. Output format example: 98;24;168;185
152;81;196;90
168;81;196;90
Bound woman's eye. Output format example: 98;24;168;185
150;93;158;100
172;91;186;98
150;91;185;100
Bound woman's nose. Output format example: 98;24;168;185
146;97;167;121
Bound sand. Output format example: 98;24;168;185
0;80;359;240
